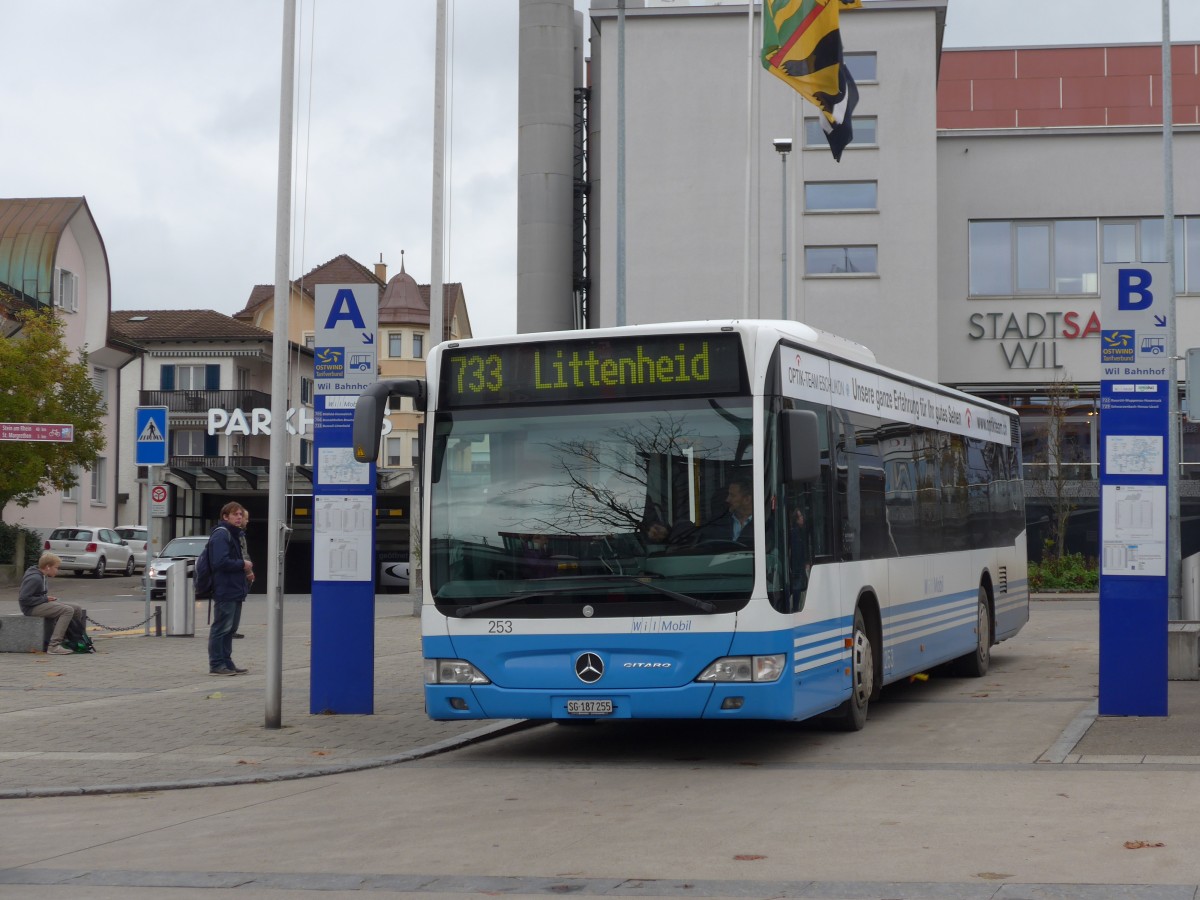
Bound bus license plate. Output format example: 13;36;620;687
566;699;613;716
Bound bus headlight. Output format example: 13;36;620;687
425;659;491;685
696;654;786;683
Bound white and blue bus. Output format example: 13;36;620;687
353;320;1028;730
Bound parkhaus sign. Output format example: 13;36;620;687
966;309;1101;369
206;407;312;436
204;406;396;437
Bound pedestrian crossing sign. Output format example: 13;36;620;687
135;406;169;465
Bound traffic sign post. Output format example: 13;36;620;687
1098;264;1170;715
136;406;169;636
311;285;379;714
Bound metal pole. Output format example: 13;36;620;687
420;0;449;618
780;149;788;319
265;0;297;729
616;0;627;326
143;467;154;636
742;1;755;318
1163;0;1180;620
431;0;446;349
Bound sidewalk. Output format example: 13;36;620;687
0;595;527;798
1;593;1198;799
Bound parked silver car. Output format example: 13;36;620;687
144;535;209;599
115;525;149;572
44;527;136;578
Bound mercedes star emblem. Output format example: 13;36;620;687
575;652;604;683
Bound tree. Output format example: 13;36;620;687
0;309;106;517
1043;374;1083;561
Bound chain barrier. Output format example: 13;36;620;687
85;613;156;632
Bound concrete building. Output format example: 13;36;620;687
516;0;1200;558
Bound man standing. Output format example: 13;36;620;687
207;502;254;676
233;512;254;638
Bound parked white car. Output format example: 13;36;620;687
115;525;149;572
44;526;135;578
144;535;210;599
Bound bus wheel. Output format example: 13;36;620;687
954;587;991;677
832;608;873;732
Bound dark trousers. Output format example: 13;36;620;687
208;599;243;671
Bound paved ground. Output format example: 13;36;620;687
1;579;1198;800
0;582;525;797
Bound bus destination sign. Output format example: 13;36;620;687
440;333;745;408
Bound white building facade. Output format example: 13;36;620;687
537;0;1200;558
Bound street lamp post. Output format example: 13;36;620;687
773;138;792;319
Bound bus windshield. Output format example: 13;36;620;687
428;397;756;615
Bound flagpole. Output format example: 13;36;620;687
1163;0;1180;620
265;0;297;730
616;0;627;326
742;1;757;318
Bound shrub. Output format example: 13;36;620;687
0;521;44;569
1029;552;1098;593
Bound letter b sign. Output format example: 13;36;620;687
1118;268;1154;311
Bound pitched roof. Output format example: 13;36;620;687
233;254;382;320
109;309;274;345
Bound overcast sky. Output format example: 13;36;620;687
5;1;1198;338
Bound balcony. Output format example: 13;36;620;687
139;389;272;414
169;455;270;468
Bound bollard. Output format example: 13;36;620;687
164;563;196;636
154;605;162;637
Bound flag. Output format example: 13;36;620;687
761;0;862;161
818;63;858;162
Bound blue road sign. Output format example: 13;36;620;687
135;406;169;466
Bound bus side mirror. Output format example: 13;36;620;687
782;409;820;483
352;383;391;463
352;378;429;464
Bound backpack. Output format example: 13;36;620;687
62;613;96;654
193;543;215;600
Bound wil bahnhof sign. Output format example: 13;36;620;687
1098;263;1170;716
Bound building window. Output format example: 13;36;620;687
412;437;420;465
91;367;108;410
805;116;876;148
845;52;877;82
388;332;404;358
90;458;107;503
63;470;81;502
301;376;314;405
1016;223;1051;292
970;217;1197;297
385;436;404;468
175;430;207;457
804;181;877;212
175;365;208;390
413;334;424;359
300;438;313;466
804;245;877;275
303;332;315;348
56;269;79;312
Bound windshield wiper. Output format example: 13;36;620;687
450;575;716;617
